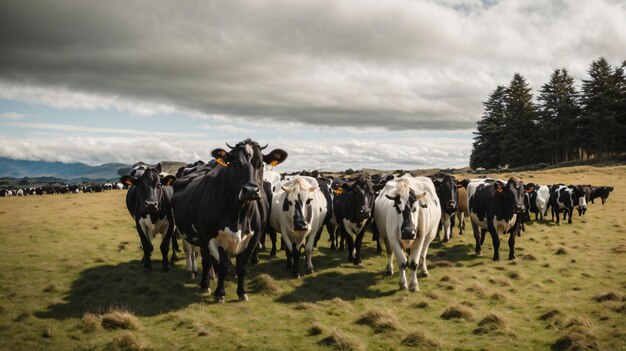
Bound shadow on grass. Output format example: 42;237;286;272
35;260;200;319
276;270;395;303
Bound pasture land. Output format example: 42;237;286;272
0;165;625;350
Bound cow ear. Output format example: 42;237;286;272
155;163;162;173
433;180;442;187
416;191;427;200
120;175;135;186
161;175;176;186
459;179;470;188
263;149;288;166
281;185;293;193
211;148;230;162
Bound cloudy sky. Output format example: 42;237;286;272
0;0;624;171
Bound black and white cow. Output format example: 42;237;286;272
171;139;287;302
523;183;550;221
330;175;376;265
268;176;327;278
373;175;441;291
432;175;459;243
548;184;586;224
468;177;525;261
120;163;178;272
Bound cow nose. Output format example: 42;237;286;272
401;228;417;240
239;184;261;201
294;219;309;231
145;201;158;212
515;205;525;213
359;209;371;218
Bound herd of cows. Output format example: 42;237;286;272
0;182;125;196
0;139;615;303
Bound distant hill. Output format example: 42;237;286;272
0;157;129;182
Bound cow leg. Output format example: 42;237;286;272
567;207;573;224
396;254;408;290
182;239;197;279
471;221;481;256
353;228;366;266
418;229;437;277
305;234;316;274
291;244;301;278
136;222;153;272
508;231;516;260
487;222;500;261
370;222;382;255
235;253;249;301
283;234;294;270
339;230;346;251
327;223;337;250
449;214;456;240
408;249;420;292
214;247;229;303
199;245;211;293
345;231;355;263
159;224;172;272
268;226;277;257
313;226;323;249
383;236;394;275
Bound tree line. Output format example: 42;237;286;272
470;57;626;169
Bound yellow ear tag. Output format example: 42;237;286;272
216;158;228;167
333;188;344;195
270;160;278;167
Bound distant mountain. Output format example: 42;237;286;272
0;157;129;181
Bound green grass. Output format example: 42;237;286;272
0;165;625;350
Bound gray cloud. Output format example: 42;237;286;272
1;0;625;130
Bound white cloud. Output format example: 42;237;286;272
1;0;623;130
0;112;27;120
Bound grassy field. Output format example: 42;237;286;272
0;165;625;351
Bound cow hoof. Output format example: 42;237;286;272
238;294;249;302
215;296;225;303
421;271;429;278
493;257;500;262
354;262;363;267
190;272;197;279
476;251;482;256
171;254;180;262
409;284;419;292
509;256;516;261
400;284;409;291
306;268;315;275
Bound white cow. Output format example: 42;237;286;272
268;176;327;278
373;174;441;292
263;170;282;188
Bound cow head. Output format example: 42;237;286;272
344;175;376;221
439;175;459;214
495;177;525;214
211;139;287;202
384;179;427;240
571;185;587;210
120;163;164;214
281;176;318;232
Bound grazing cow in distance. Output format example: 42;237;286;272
331;175;376;265
268;176;327;277
121;163;178;272
432;175;459;243
456;179;471;235
589;186;613;205
468;177;525;261
523;183;550;221
372;174;441;291
171;139;287;302
549;185;586;224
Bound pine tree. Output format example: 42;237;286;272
537;68;581;164
501;73;538;167
470;86;506;169
613;61;626;153
580;57;618;158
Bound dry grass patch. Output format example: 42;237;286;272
294;302;318;311
101;309;142;330
401;329;441;348
320;329;365;351
441;305;475;321
474;312;508;334
43;284;58;293
440;275;460;284
540;309;562;321
566;316;593;328
426;291;440;300
309;323;324;336
109;330;149;351
466;282;489;297
430;260;453;268
487;276;512;287
248;274;282;295
611;245;626;254
356;308;401;333
506;270;522;280
555;247;569;255
551;326;600;351
595;291;623;303
490;292;510;302
80;313;100;333
522;254;537;261
412;301;429;309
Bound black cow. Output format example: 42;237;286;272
432;175;459;243
312;176;335;249
330;175;376;265
590;186;613;205
171;139;287;302
120;163;178;272
468;177;525;261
